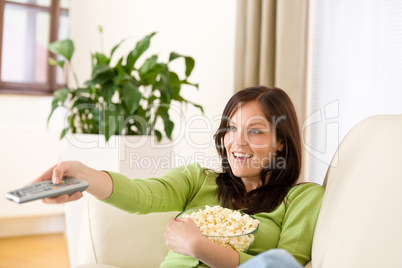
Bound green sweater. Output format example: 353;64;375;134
102;163;324;268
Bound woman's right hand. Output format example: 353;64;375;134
32;160;113;203
31;161;84;204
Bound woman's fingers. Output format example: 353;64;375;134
42;191;83;204
69;191;83;201
31;162;67;184
42;194;69;204
31;161;80;185
52;164;65;184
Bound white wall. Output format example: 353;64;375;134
0;0;236;234
0;94;66;236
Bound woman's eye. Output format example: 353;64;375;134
249;129;262;134
228;126;236;131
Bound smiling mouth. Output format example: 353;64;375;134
233;152;253;159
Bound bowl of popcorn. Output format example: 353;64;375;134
176;205;259;252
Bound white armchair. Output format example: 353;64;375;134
75;114;402;268
305;114;402;268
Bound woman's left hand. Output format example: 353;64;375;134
164;216;205;257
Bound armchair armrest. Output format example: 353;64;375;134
75;195;177;267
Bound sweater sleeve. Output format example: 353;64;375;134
277;183;324;265
99;163;206;214
237;183;324;265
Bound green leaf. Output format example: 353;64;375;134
115;57;124;68
103;105;117;141
47;88;69;126
169;71;181;99
169;52;181;62
91;109;100;133
93;70;115;84
67;114;76;127
131;105;148;134
139;55;158;75
122;81;142;114
126;32;157;69
156;64;172;104
182;79;199;89
143;64;164;85
90;53;96;70
115;106;128;135
48;39;74;61
179;96;204;113
135;104;147;117
84;79;93;87
184;56;195;77
100;82;115;104
48;99;60;126
158;84;172;104
91;64;115;84
48;57;58;66
154;129;162;142
139;57;163;86
72;87;90;98
168;52;195;78
157;107;174;140
71;95;92;108
104;110;117;142
58;60;65;69
147;94;158;105
163;116;174;140
92;64;109;78
114;57;134;84
114;72;133;85
60;127;71;139
95;52;110;65
103;104;126;141
110;38;126;59
48;58;65;69
191;102;204;113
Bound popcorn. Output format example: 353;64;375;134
181;205;259;252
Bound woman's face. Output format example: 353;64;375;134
224;101;283;182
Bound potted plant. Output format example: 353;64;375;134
47;31;203;142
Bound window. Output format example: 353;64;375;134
0;0;69;95
305;0;402;184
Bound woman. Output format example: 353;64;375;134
34;86;324;268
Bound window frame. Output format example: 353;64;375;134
0;0;69;95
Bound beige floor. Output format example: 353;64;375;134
0;233;69;268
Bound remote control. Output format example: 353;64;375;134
5;177;89;204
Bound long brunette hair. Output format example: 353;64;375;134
214;86;302;214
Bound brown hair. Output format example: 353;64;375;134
214;86;302;214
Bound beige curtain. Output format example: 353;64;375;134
234;0;310;181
